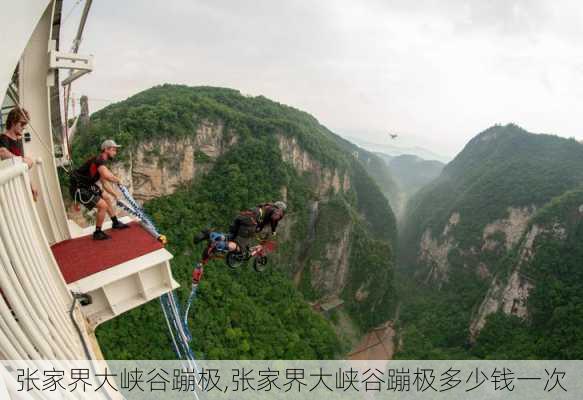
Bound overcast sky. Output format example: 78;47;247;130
62;0;583;158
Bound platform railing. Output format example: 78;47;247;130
0;159;85;360
34;157;68;244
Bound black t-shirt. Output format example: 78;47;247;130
256;204;281;233
0;134;24;157
73;155;107;185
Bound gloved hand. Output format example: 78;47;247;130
272;231;278;238
157;235;168;245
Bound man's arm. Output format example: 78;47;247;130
270;218;279;234
2;146;38;200
101;180;119;199
97;165;121;184
22;156;34;169
97;165;121;200
0;147;11;159
0;147;33;169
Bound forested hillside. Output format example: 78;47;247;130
402;124;583;257
396;124;583;359
371;152;444;220
331;137;401;221
69;86;583;361
71;84;398;359
387;154;443;199
473;188;583;358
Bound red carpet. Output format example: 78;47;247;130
51;222;164;284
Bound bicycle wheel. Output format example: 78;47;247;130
226;252;246;269
253;255;269;272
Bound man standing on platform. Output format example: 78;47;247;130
69;139;129;240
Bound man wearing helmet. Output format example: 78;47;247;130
230;201;287;245
192;201;287;284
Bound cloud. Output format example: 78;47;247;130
61;0;583;157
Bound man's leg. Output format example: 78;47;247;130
93;199;111;240
193;242;215;285
193;228;210;244
200;243;214;264
102;192;129;229
102;192;116;217
210;233;240;254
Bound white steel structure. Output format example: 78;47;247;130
0;2;180;398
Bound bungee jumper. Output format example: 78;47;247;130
191;201;287;285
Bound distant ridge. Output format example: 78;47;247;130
343;135;451;163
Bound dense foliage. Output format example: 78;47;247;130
329;137;401;219
96;136;341;359
394;268;488;359
401;124;583;256
473;189;583;358
79;85;399;359
396;124;583;360
73;85;350;169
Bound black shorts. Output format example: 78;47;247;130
70;184;102;211
234;237;251;252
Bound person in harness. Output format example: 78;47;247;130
69;139;129;240
191;201;287;284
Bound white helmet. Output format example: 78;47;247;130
274;201;287;212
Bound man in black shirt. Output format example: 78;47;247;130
0;107;37;200
70;139;129;240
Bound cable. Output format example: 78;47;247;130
69;292;114;400
62;0;83;26
69;293;92;360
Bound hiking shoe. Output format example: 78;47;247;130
192;264;204;285
93;230;112;240
112;220;130;230
193;229;210;244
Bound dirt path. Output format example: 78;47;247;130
347;321;396;359
347;304;401;360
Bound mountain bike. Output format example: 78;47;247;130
226;234;278;272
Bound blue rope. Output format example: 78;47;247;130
160;297;182;357
184;286;198;328
116;199;161;238
116;184;160;237
116;185;200;370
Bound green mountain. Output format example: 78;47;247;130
333;142;401;222
471;188;583;358
387;154;443;199
71;84;398;359
373;152;444;219
396;124;583;359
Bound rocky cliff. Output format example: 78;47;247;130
278;135;351;198
111;121;236;201
72;85;398;352
396;124;583;358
